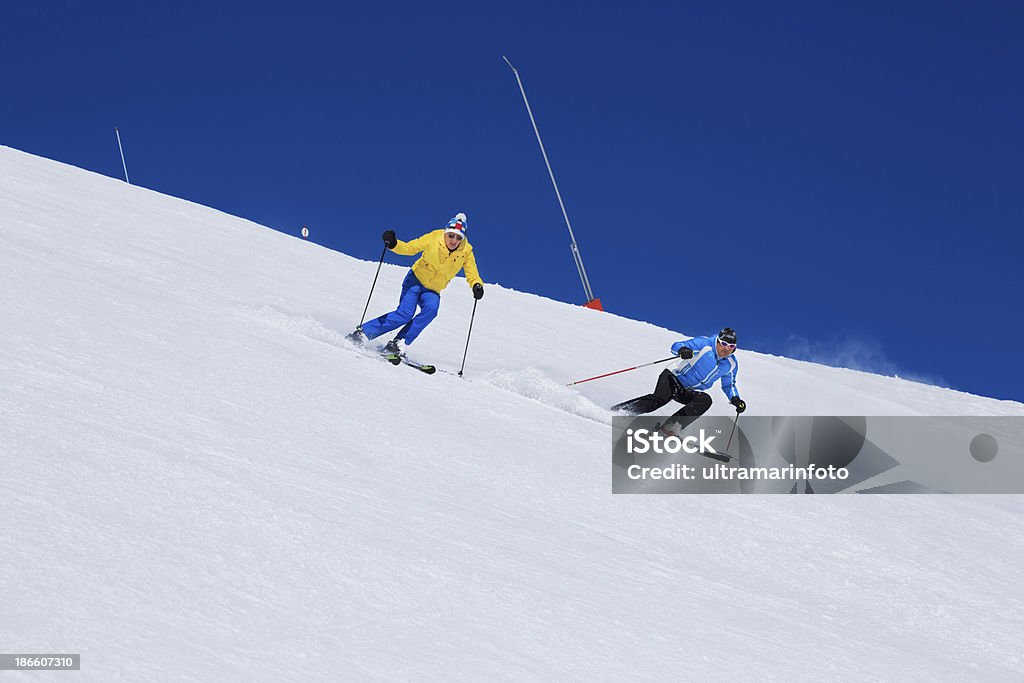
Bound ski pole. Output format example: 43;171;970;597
725;412;740;453
566;356;677;387
357;246;388;329
458;299;479;378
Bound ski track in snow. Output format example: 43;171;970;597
480;367;613;425
244;304;615;426
2;146;1024;681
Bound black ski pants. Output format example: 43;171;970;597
612;369;713;418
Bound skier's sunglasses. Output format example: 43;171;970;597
446;232;463;241
717;338;737;349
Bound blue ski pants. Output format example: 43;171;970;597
361;270;440;345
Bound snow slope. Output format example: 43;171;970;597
1;146;1022;681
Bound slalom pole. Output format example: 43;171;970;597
457;299;479;378
566;356;676;387
115;127;130;184
502;56;597;305
357;246;388;329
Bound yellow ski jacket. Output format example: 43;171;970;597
391;229;483;293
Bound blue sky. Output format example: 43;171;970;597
3;1;1022;401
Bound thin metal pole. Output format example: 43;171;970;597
358;247;388;329
458;299;479;378
503;56;595;303
567;356;677;387
115;127;130;184
725;413;740;453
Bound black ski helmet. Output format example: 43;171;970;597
718;327;737;345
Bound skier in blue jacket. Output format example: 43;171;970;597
612;328;747;417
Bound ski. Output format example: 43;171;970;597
653;421;734;463
343;337;438;374
403;359;436;374
382;353;436;374
697;449;732;463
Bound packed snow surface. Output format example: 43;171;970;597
1;147;1022;680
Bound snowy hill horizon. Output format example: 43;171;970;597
2;145;1022;680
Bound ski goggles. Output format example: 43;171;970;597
717;337;737;349
445;231;464;241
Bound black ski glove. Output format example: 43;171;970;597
382;230;397;249
677;347;694;360
731;396;747;414
473;283;484;300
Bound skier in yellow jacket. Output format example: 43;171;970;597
347;213;483;357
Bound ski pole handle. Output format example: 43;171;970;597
566;356;676;387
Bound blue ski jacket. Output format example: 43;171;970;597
669;335;740;399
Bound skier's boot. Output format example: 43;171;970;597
382;338;405;365
345;328;367;347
